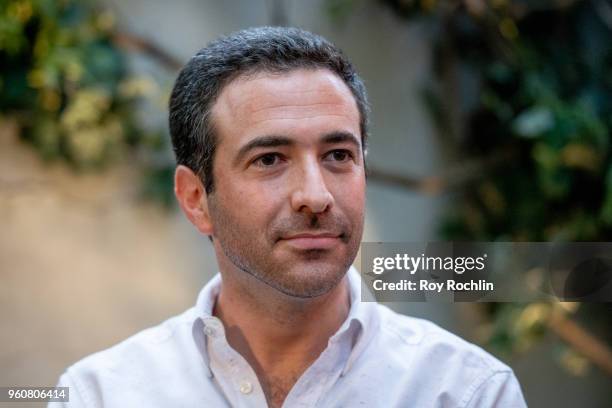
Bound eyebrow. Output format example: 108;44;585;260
234;135;294;166
320;131;361;149
233;131;361;165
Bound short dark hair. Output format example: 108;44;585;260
168;26;369;194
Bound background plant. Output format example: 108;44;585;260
0;0;173;204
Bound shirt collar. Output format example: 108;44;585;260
191;266;379;379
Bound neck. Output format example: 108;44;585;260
214;268;351;364
213;263;351;407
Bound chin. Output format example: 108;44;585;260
269;262;349;299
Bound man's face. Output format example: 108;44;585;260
207;68;366;298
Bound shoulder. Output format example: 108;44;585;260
52;304;234;407
374;303;511;373
57;308;202;402
361;304;526;407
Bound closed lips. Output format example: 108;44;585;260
280;233;342;249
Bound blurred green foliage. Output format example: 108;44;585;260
0;0;169;192
374;0;612;374
426;2;612;242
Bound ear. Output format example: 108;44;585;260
174;165;214;236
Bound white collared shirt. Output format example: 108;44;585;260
50;268;527;407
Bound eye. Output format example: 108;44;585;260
325;149;353;162
253;153;283;167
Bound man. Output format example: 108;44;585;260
52;27;527;407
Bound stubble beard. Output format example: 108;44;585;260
209;200;363;298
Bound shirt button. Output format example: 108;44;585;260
203;326;216;337
239;381;253;395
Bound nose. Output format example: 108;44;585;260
290;160;334;214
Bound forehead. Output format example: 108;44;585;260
210;68;361;145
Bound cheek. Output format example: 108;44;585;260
218;181;285;222
214;170;249;203
334;176;366;215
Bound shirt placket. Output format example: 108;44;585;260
203;317;269;408
281;331;353;408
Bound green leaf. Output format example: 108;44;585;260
513;106;554;138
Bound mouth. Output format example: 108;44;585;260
279;232;343;250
